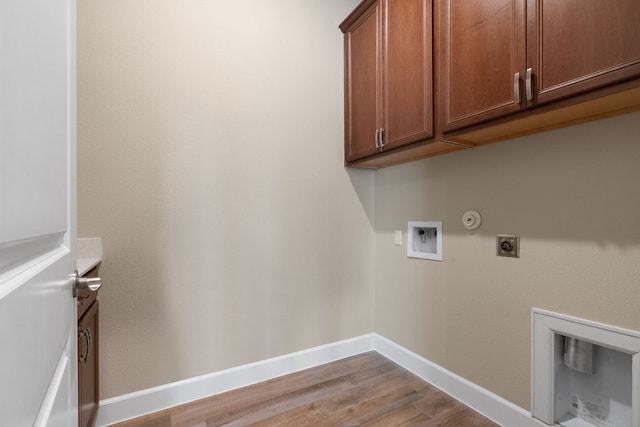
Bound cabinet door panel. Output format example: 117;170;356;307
344;2;381;162
79;301;99;427
384;0;433;149
439;0;526;132
528;0;640;105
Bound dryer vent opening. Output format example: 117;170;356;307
532;309;640;427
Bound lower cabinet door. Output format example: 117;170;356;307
79;300;99;427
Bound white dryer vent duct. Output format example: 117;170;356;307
563;336;595;374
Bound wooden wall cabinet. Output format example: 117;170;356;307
78;266;100;427
437;0;526;132
340;0;454;168
527;0;640;107
438;0;640;134
341;0;640;168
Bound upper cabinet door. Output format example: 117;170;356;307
438;0;526;132
527;0;640;107
343;1;382;162
342;0;434;163
383;0;433;150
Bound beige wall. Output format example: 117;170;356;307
78;0;640;412
374;111;640;409
77;0;370;399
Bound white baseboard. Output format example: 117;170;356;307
96;333;546;427
95;334;375;426
373;334;546;427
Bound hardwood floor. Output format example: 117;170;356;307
110;352;499;427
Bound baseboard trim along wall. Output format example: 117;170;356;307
372;335;546;427
94;334;376;426
96;334;546;427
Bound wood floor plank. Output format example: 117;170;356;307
173;352;390;424
360;403;425;426
211;378;352;426
211;356;406;426
110;352;500;427
172;371;340;424
396;412;435;426
313;385;420;426
246;402;329;427
412;387;466;419
177;354;393;426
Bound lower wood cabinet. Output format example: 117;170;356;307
78;267;100;427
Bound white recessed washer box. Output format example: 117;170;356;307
407;221;442;261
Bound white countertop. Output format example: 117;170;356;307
77;237;102;276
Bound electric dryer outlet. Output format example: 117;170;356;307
497;235;519;258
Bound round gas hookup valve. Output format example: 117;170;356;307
462;210;482;230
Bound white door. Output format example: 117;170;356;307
0;0;78;426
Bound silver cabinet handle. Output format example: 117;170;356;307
73;270;101;297
513;72;521;104
79;329;89;364
374;128;379;149
378;128;385;150
86;327;93;361
526;68;533;101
